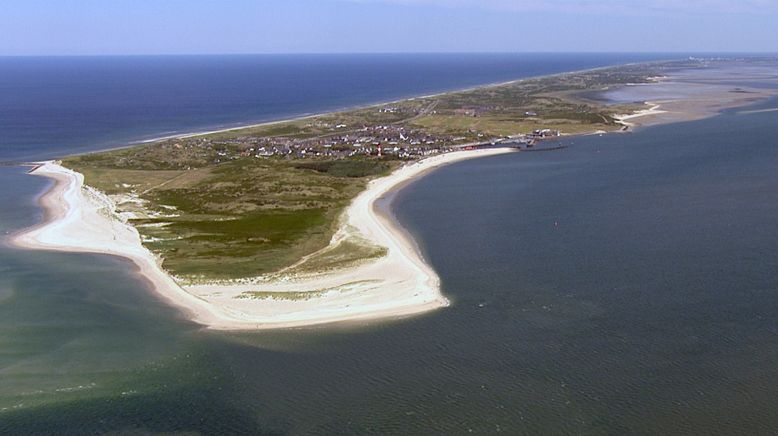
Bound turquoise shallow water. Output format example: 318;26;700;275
2;96;778;434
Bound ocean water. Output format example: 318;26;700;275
3;54;778;434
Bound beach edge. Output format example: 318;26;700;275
10;148;515;330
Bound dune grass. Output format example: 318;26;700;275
65;154;397;281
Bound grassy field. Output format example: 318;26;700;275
410;113;619;137
62;61;679;282
65;154;399;281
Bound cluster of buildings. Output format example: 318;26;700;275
161;124;466;163
528;129;561;141
159;105;563;163
316;125;451;149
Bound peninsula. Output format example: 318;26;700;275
13;58;778;329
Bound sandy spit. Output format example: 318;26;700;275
12;148;515;330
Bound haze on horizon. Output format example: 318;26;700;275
1;0;777;55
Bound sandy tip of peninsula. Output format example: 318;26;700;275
10;148;515;330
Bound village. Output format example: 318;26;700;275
161;106;564;165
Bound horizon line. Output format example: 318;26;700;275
1;50;778;58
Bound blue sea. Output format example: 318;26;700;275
3;53;778;434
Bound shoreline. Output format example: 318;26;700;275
11;148;515;330
73;59;674;159
604;70;778;129
611;102;667;128
11;59;778;330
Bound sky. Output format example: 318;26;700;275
1;0;777;55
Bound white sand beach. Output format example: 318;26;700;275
12;148;514;330
612;103;667;127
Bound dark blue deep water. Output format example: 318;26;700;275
2;54;778;434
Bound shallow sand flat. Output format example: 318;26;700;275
610;64;778;127
12;149;514;330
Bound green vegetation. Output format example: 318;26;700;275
278;233;389;277
237;280;382;301
64;61;682;282
294;160;390;178
65;153;399;280
401;62;667;137
410;114;616;137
